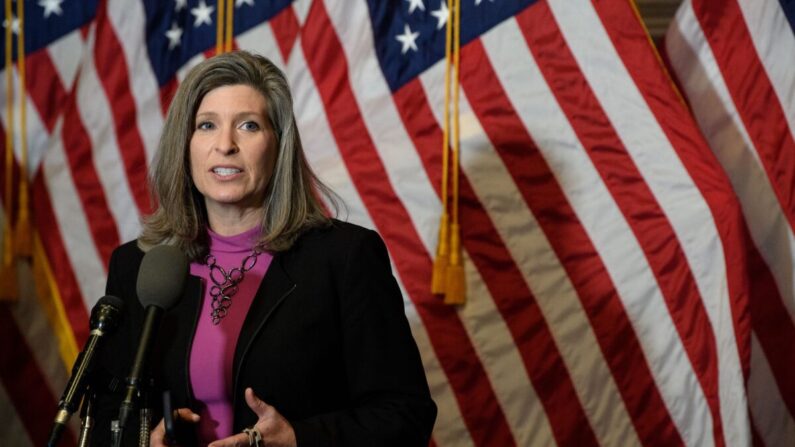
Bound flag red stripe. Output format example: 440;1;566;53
491;10;687;444
592;0;752;381
93;0;152;215
60;85;120;267
24;49;68;133
160;77;179;117
32;172;91;343
745;235;795;417
0;307;77;447
270;6;300;63
394;79;600;447
692;0;795;235
300;3;515;445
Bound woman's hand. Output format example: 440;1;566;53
149;408;200;446
209;388;297;447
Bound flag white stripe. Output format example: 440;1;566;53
552;2;749;443
484;15;715;446
291;0;312;28
45;31;83;95
9;262;70;401
44;117;107;310
75;27;142;245
107;0;165;162
458;252;554;447
236;23;283;64
667;1;795;326
288;54;374;229
748;334;795;447
736;0;795;142
0;69;45;178
420;60;642;446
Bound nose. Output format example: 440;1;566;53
215;125;238;155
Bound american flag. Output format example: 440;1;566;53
665;0;795;445
1;0;792;445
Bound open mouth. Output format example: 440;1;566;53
212;167;242;177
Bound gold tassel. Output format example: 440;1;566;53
443;223;465;305
431;211;449;294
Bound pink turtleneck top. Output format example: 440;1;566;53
188;227;273;445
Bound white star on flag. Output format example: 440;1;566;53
431;1;449;30
38;0;64;19
2;15;19;34
396;23;420;54
406;0;425;14
475;0;494;5
191;0;215;27
175;0;187;12
165;22;183;50
236;0;255;7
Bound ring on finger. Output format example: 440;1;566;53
242;427;263;447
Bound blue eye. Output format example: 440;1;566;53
197;121;214;130
241;121;260;131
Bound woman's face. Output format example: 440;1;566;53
190;84;277;217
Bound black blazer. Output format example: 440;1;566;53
91;221;436;446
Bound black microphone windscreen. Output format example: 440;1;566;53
136;245;188;310
95;295;124;314
90;295;124;331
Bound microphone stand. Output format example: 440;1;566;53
112;307;161;447
138;379;153;447
76;388;96;447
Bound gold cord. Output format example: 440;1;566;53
431;0;455;295
216;0;225;54
444;0;465;305
1;0;18;300
14;0;30;257
225;0;234;53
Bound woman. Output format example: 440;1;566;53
92;51;436;446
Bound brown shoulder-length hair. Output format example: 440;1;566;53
139;51;335;259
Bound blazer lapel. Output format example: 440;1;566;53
232;252;296;385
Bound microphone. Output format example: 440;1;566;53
48;295;124;447
113;244;188;445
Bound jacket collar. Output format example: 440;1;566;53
232;251;297;389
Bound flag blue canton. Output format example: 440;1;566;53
778;0;795;36
143;0;292;86
0;0;98;63
366;0;536;92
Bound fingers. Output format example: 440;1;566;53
244;387;271;417
150;418;167;447
207;432;250;447
149;408;199;447
174;407;201;423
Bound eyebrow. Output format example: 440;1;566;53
195;111;266;120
